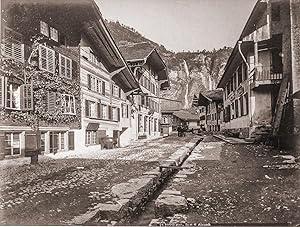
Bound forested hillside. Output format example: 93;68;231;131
106;20;232;108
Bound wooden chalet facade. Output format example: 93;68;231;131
0;0;141;158
119;43;169;140
74;7;139;151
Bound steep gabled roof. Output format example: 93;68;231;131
161;100;183;112
197;89;223;106
173;110;199;122
119;42;154;61
119;42;168;82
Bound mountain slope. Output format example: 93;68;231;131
106;20;232;108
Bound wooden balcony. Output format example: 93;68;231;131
250;66;282;89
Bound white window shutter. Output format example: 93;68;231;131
39;45;47;71
2;27;24;62
48;48;55;73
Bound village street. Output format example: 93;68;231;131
0;133;299;226
0;134;198;225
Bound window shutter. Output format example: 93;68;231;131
59;54;66;77
87;74;91;89
97;101;101;119
20;85;25;110
121;103;124;118
111;84;114;96
48;92;56;113
118;88;121;98
68;131;75;150
126;105;129;118
117;108;120;122
102;81;106;95
108;106;112;120
39;45;47;71
48;48;55;73
0;76;4;108
72;60;77;79
3;27;24;62
22;84;33;111
85;100;90;117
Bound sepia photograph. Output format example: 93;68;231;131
0;0;299;226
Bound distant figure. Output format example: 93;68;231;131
177;124;183;137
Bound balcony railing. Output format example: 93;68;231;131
254;65;283;81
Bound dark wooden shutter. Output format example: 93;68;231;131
117;108;120;122
97;101;101;119
87;74;91;89
85;100;89;117
102;81;105;95
118;88;121;98
0;76;4;107
71;60;77;79
111;84;114;96
121;103;124;118
68;131;74;150
126;105;129;118
108;106;112;120
21;84;33;111
48;91;56;113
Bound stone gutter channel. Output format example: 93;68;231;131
69;137;202;226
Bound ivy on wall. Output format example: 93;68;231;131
0;35;81;129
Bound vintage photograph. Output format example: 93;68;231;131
0;0;299;226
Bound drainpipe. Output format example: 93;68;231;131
238;40;253;134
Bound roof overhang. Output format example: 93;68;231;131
218;41;254;88
239;0;268;39
146;49;168;81
82;20;140;93
197;93;212;107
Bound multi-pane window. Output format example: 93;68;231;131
50;27;58;42
39;45;55;73
4;132;21;156
4;79;33;111
2;27;24;62
101;104;108;119
59;54;72;79
112;107;119;121
86;101;96;118
62;94;75;114
6;82;20;109
86;131;97;145
40;21;49;36
88;74;104;94
112;84;120;97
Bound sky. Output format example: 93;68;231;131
96;0;257;52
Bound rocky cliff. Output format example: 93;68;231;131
106;20;232;108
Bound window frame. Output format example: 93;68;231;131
39;45;55;74
59;54;72;79
62;94;76;115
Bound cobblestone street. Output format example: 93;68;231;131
0;134;196;225
143;135;300;226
